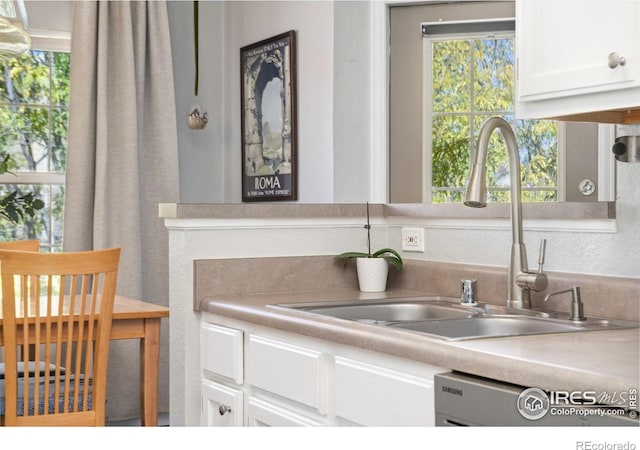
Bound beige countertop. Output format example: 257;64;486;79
201;289;639;398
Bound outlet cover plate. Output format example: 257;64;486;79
402;227;424;252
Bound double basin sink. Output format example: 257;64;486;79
272;296;640;341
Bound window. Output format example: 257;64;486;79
0;47;69;251
424;25;560;204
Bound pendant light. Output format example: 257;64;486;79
0;0;30;60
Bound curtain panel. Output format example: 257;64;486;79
64;1;178;421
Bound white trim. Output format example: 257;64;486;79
164;215;616;234
0;173;65;184
369;1;388;203
556;121;566;202
163;217;385;231
386;217;616;234
29;31;71;52
421;36;432;203
597;124;616;202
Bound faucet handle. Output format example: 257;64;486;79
537;239;546;273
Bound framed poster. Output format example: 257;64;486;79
240;30;297;202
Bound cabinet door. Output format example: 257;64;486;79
247;334;328;414
201;379;244;426
334;356;438;426
202;323;244;384
247;396;324;427
517;1;640;101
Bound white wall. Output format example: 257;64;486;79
170;0;376;203
168;0;227;203
170;1;341;203
224;1;335;202
388;162;640;279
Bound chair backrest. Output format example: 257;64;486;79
0;240;40;252
0;248;121;426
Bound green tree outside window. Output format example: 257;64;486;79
0;49;69;250
430;36;557;204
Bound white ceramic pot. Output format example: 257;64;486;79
356;257;389;293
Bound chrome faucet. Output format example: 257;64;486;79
464;117;548;310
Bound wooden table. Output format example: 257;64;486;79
1;295;169;426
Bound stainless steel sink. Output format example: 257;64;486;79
388;316;585;340
288;297;476;324
271;296;640;340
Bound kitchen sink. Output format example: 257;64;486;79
286;297;476;324
388;316;587;340
271;297;640;340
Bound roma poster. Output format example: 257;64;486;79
241;30;297;202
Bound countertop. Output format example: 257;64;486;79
201;289;639;398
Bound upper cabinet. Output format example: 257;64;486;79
516;0;640;123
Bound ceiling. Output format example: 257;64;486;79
24;0;72;33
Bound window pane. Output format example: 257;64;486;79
432;115;470;193
0;50;51;105
517;119;558;200
0;184;48;241
432;40;471;113
52;52;70;107
0;105;50;171
51;108;67;172
51;184;65;249
473;38;514;112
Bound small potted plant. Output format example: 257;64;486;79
336;203;403;292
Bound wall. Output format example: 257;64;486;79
169;0;374;203
168;1;226;203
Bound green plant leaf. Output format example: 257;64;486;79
372;247;403;270
335;248;403;271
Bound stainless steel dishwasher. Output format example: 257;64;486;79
434;372;638;426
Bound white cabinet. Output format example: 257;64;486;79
247;334;328;414
247;396;324;427
201;379;244;426
200;314;447;427
516;0;640;123
334;356;438;426
202;323;244;384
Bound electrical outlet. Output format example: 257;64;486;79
401;227;424;252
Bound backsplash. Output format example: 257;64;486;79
194;255;638;321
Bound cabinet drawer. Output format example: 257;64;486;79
248;396;324;427
202;323;244;384
201;379;244;427
248;334;327;413
334;356;436;426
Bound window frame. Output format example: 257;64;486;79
0;33;70;250
421;26;566;204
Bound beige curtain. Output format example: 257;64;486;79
64;1;178;422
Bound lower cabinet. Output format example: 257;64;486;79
201;313;447;426
201;379;244;426
247;396;324;427
334;356;437;426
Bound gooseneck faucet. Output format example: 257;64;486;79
464;117;547;310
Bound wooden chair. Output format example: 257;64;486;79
0;248;121;426
0;241;40;373
0;240;40;252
